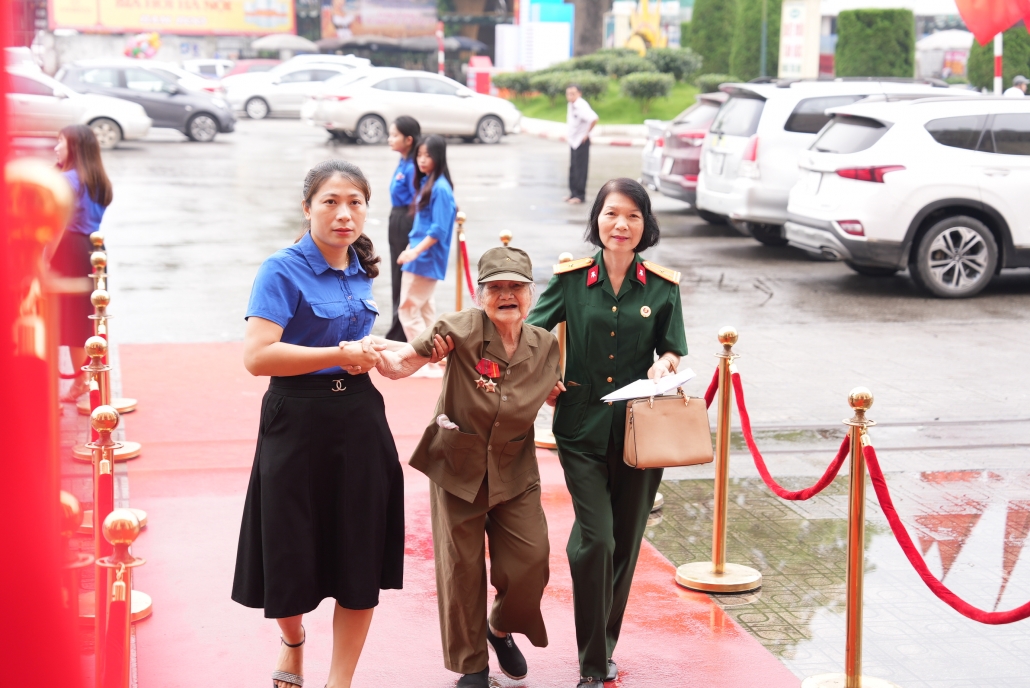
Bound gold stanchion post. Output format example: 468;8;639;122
78;290;137;415
803;389;898;688
60;490;93;621
499;229;512;247
97;509;148;688
676;326;762;593
90;251;107;292
73;337;142;462
455;211;467;311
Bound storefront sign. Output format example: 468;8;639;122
320;0;435;40
49;0;296;35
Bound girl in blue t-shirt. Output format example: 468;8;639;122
384;116;420;342
396;134;456;377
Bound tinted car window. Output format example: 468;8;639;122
989;113;1030;156
311;69;344;81
811;116;888;153
709;96;765;137
373;77;418;92
125;69;168;92
279;70;314;83
784;96;866;134
418;78;459;96
924;115;986;150
673;101;720;127
81;68;120;88
9;74;54;96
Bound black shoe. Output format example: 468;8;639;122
577;678;605;687
606;659;618;682
456;667;489;688
486;628;527;680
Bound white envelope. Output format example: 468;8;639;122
599;368;696;402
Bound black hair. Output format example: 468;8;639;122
392;116;421;161
585;178;660;253
301;159;381;278
413;134;453;213
567;83;581;93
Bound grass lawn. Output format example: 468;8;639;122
511;80;699;124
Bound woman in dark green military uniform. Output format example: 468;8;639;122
527;178;687;687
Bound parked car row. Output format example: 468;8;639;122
223;54;371;119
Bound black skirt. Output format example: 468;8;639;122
232;373;404;618
50;231;94;348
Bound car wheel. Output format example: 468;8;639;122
90;118;122;149
910;215;998;298
844;261;899;277
747;223;789;246
476;115;504;144
187;113;219;142
245;97;270;120
356;115;387;144
696;209;728;225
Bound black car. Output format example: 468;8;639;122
57;62;235;142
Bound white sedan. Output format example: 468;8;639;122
6;67;151;148
301;68;521;144
224;62;359;119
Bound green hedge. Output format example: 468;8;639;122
620;72;675;113
528;70;607;105
835;9;915;77
690;0;736;76
696;73;740;93
607;55;658;77
680;22;691;49
645;47;703;81
967;26;1030;90
729;0;781;81
491;72;533;98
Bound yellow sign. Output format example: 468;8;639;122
49;0;296;35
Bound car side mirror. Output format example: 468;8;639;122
456;88;473;98
163;83;180;95
54;89;68;99
270;76;281;85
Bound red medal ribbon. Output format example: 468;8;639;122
475;358;501;378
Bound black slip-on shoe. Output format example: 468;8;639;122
486;629;528;679
606;659;618;682
456;667;489;688
577;678;605;687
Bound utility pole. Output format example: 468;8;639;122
760;0;768;77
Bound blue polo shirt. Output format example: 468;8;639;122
402;176;456;282
246;232;378;375
389;157;416;208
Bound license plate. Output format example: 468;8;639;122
661;156;674;175
709;152;725;176
800;170;822;195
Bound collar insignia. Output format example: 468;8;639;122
586;265;599;287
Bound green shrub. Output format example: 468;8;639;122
690;0;737;75
492;72;533;98
620;72;675;113
528;70;607;105
594;47;640;60
695;73;740;93
645;47;704;81
680;22;692;49
567;54;612;75
967;26;1030;90
607;55;659;77
729;0;781;81
835;9;915;77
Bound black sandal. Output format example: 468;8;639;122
271;626;305;688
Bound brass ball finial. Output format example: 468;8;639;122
499;230;513;247
102;509;141;547
849;387;874;412
558;252;574;263
89;232;105;248
91;289;110;309
717;325;738;347
60;490;83;538
91;405;119;434
90;251;107;269
85;336;108;359
456;211;466;227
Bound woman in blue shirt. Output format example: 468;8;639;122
396;134;457;376
51;125;113;401
385;116;421;342
232;160;406;688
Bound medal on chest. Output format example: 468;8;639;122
475;358;501;393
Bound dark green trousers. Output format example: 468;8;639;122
557;431;663;679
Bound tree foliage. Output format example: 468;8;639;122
529;70;607;105
607;55;659;77
491;72;534;99
696;73;740;93
967;26;1030;91
646;47;704;81
835;9;915;78
690;0;737;76
729;0;781;81
620;72;675;113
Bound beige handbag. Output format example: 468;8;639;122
624;390;714;469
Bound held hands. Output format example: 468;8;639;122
545;380;566;407
340;336;386;375
428;334;455;363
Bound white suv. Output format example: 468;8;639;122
785;97;1030;298
695;80;961;246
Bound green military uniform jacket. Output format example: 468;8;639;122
527;250;688;455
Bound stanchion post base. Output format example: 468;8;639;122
72;441;142;462
78;397;137;415
78;590;153;624
79;508;148;535
534;428;557;449
675;562;762;593
802;674;900;688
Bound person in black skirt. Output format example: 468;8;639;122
233;159;411;688
384;115;421;341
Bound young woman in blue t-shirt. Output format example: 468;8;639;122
384;116;420;342
396;134;457;377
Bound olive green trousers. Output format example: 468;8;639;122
557;432;663;680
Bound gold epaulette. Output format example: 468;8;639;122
642;261;681;284
553;257;594;274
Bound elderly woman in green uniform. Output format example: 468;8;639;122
376;246;563;688
527;178;687;688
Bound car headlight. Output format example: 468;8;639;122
212;98;228;109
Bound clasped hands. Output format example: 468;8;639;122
339;337;386;376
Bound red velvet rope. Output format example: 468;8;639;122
90;382;101;442
731;371;849;501
703;367;719;408
101;591;127;688
865;444;1030;624
459;239;477;304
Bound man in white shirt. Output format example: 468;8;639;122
1004;75;1028;97
566;84;599;204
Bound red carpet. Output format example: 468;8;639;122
121;343;799;688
